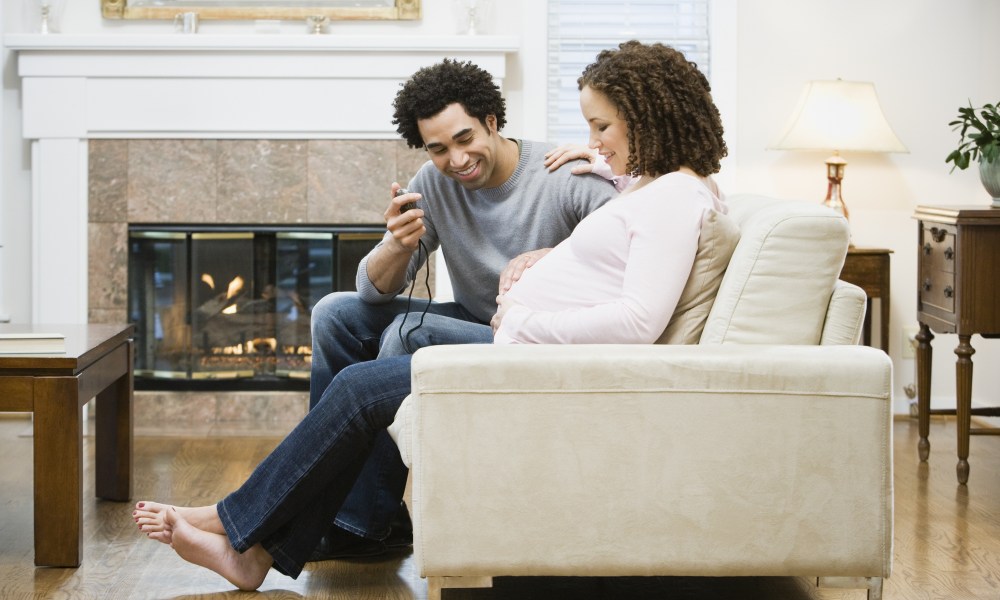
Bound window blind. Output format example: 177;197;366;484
547;0;710;144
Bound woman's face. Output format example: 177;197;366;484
580;85;630;176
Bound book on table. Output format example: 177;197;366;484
0;332;66;354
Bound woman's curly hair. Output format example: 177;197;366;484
393;59;507;149
578;41;727;177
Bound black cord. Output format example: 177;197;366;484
397;239;433;353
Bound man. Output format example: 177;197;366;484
308;59;616;559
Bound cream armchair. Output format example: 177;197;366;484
399;194;893;600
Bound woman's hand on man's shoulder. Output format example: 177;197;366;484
544;143;599;174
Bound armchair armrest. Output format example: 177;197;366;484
410;343;888;397
821;280;867;345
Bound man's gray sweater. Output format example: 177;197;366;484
356;139;616;323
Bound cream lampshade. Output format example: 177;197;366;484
769;79;908;221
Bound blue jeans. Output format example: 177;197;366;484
309;292;492;539
217;356;413;579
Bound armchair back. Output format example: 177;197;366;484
700;194;851;345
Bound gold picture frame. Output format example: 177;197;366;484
101;0;420;21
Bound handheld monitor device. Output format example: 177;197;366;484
397;188;417;213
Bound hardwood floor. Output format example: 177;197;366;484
0;414;997;599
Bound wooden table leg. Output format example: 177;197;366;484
862;299;873;347
32;376;83;567
915;322;934;462
96;339;134;501
880;293;890;354
955;334;975;485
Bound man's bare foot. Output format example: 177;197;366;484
134;501;225;539
165;507;272;591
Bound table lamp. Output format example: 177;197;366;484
768;79;908;221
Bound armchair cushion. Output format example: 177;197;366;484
655;209;740;345
700;195;849;345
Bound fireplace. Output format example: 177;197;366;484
88;136;435;393
129;224;382;390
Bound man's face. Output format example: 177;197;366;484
417;103;504;190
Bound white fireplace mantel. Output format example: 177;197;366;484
7;33;518;323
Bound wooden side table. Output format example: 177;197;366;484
0;323;134;566
840;247;892;353
913;206;1000;485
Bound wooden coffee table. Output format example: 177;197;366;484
0;323;134;567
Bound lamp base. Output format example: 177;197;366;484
822;154;849;221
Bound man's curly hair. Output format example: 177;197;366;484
578;41;727;177
393;59;507;149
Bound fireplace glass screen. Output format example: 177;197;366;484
128;225;383;389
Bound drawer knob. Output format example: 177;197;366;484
923;243;932;255
944;247;954;260
922;279;932;292
944;286;954;298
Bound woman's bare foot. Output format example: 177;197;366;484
165;507;272;591
134;501;225;541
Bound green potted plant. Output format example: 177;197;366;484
945;100;1000;207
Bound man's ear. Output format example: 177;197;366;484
485;114;498;134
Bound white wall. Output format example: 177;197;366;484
3;2;33;325
0;5;5;323
4;0;999;414
0;3;31;322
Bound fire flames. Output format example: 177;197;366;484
211;337;278;355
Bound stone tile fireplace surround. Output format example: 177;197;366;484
10;33;518;430
90;138;430;326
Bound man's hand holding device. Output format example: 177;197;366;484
385;185;424;253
